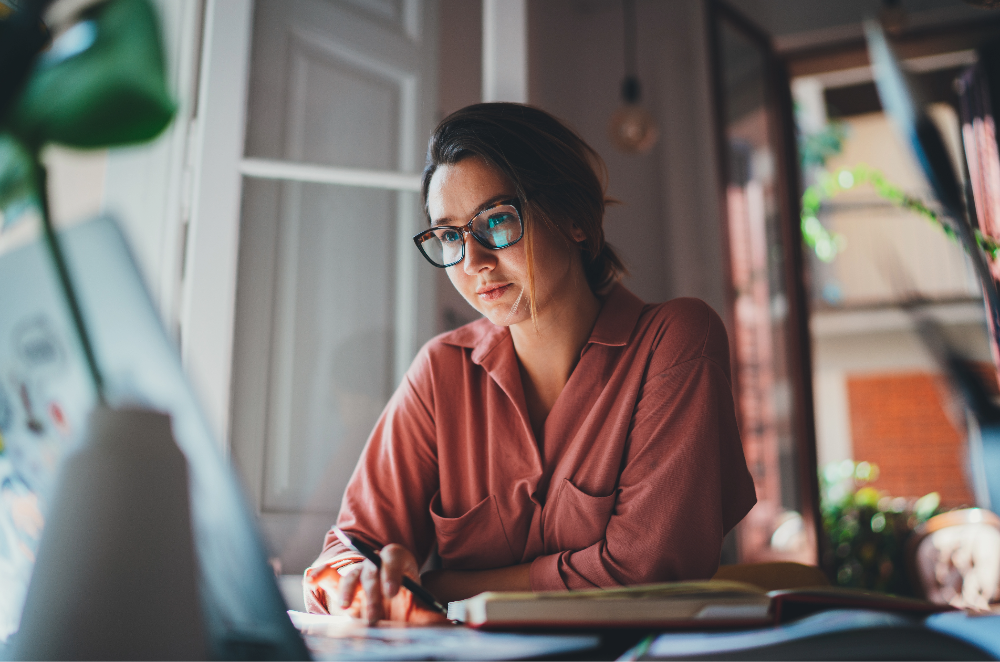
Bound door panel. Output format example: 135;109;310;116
287;36;404;171
341;0;420;39
245;0;427;171
231;0;437;573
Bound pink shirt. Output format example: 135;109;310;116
307;284;755;611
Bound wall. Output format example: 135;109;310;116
438;0;482;119
435;0;485;331
432;2;997;323
42;146;107;227
526;0;727;314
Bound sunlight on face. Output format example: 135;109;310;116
426;157;580;328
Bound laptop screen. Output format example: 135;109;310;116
0;216;308;659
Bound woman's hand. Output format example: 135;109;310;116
305;544;448;625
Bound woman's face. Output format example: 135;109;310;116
426;157;584;327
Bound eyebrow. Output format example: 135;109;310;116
431;195;514;227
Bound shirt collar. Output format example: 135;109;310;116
439;282;646;360
586;282;645;347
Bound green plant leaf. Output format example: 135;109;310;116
914;492;941;521
801;163;1000;263
5;0;175;149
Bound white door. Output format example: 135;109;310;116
229;0;439;573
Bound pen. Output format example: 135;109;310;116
333;527;449;617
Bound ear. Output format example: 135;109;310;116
569;223;587;243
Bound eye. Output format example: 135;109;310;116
440;229;462;244
487;212;514;229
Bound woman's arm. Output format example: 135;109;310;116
528;354;756;591
421;563;532;604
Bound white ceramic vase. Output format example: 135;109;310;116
11;405;206;660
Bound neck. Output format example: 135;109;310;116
508;276;603;439
509;285;601;363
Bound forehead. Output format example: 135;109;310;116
426;157;514;219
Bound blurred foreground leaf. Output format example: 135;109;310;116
5;0;175;148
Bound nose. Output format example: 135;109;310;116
462;231;495;275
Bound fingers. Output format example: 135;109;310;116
379;543;419;600
303;562;368;616
304;545;426;624
304;563;345;614
337;564;363;613
360;560;384;624
303;563;341;587
379;545;448;624
359;544;420;624
385;585;451;624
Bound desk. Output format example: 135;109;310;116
291;609;1000;661
621;610;1000;661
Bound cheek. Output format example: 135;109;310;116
445;267;473;297
532;226;574;263
495;243;528;275
518;235;569;286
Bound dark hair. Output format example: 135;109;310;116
421;103;626;320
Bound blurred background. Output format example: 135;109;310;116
18;0;1000;605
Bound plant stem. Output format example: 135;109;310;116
35;162;106;404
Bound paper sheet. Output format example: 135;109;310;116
288;610;600;661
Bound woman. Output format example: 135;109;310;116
305;103;756;623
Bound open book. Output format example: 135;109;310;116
448;581;954;630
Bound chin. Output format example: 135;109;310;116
488;304;530;328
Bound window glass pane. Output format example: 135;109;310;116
231;178;427;573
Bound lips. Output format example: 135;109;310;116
477;283;512;302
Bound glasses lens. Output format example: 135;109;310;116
473;205;521;249
419;226;465;266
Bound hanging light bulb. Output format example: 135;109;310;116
608;0;658;153
609;76;658;153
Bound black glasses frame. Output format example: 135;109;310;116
412;198;524;268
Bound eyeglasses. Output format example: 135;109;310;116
413;200;524;268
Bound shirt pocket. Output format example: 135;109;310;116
429;492;517;570
547;478;619;552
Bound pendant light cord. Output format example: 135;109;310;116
623;0;637;77
621;0;640;103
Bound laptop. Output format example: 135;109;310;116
0;216;309;659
